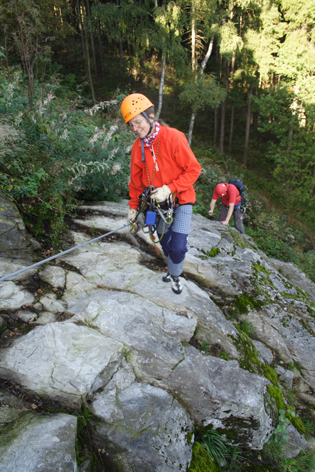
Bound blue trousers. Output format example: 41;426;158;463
157;204;193;277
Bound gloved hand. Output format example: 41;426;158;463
150;185;171;202
208;210;213;216
128;208;137;223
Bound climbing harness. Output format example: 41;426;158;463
130;186;175;251
128;137;176;249
0;224;131;282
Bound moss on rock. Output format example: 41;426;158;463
187;442;221;472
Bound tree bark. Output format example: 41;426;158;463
228;106;234;153
156;53;166;119
3;25;9;69
214;106;218;147
191;0;196;72
244;85;252;166
97;19;104;78
188;37;214;146
228;52;235;153
188;112;196;146
83;11;96;102
219;61;229;153
116;0;123;65
77;0;86;63
85;0;98;78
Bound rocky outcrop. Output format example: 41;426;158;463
0;192;40;260
0;406;77;472
0;200;314;471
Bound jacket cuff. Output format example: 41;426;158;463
168;183;176;194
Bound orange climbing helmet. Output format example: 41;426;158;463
120;93;154;124
215;183;228;197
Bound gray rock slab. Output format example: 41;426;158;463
73;215;129;236
31;311;56;325
270;258;315;303
39;293;67;313
0;412;77;472
275;365;294;389
39;265;66;289
0;281;34;310
0;257;38;281
67;230;93;246
183;253;241;296
16;309;37;323
188;227;221;253
0;193;40;259
90;381;193;472
282;424;308;459
62;248;239;357
60;241;141;272
64;288;196;380
0;322;125;407
73;213;153;247
161;345;273;450
77;200;129;217
253;340;274;365
65;271;97;295
247;305;315;389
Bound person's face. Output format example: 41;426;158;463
128;114;154;139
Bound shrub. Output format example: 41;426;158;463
0;70;131;245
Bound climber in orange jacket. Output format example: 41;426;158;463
121;93;201;294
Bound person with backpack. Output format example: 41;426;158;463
209;182;245;234
120;93;201;295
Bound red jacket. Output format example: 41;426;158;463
129;126;201;209
212;183;242;207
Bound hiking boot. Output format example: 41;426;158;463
171;275;182;295
162;272;171;283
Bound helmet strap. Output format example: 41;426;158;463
142;111;154;137
140;110;155;163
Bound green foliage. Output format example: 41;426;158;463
262;366;278;386
233;293;264;316
188;441;221;472
199;429;232;466
238;320;254;335
246;203;315;284
252;85;315;226
0;71;130;246
201;247;221;258
180;74;227;113
267;385;285;411
262;409;315;472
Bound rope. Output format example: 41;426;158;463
0;224;131;283
196;198;209;213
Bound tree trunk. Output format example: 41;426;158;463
3;26;9;68
77;0;86;64
188;112;196;146
228;52;235;153
156;53;166;119
219;61;229;153
84;13;96;102
312;164;315;196
191;0;196;72
244;85;252;166
228;106;234;153
97;19;104;78
85;0;98;78
214;107;218;147
116;0;123;65
188;37;214;146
